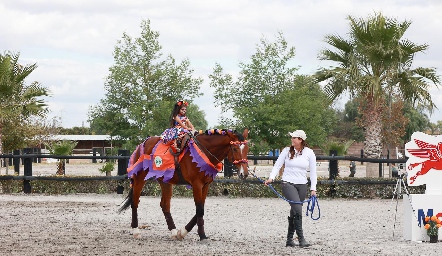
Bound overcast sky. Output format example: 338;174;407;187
1;0;441;128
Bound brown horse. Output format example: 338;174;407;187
119;128;249;241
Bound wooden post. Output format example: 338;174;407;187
117;149;129;194
223;158;234;178
13;149;20;175
92;148;97;163
23;148;33;194
329;150;338;180
379;162;383;178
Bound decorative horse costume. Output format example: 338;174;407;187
119;128;249;240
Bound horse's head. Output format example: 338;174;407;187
227;128;249;179
194;128;249;179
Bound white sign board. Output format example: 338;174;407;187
405;132;442;195
403;132;442;241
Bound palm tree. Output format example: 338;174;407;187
0;52;49;156
47;140;78;175
316;13;440;166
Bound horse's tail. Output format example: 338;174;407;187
118;187;133;214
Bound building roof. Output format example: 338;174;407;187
49;135;113;141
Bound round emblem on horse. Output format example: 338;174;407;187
154;156;163;168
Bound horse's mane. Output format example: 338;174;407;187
199;129;245;141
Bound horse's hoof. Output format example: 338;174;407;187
176;228;188;240
133;228;142;239
171;229;178;240
199;235;209;242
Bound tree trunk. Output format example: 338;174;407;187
363;102;383;157
362;102;383;177
56;160;66;175
365;163;380;178
0;125;3;175
0;124;3;159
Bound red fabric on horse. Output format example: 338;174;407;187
127;138;223;183
128;138;185;183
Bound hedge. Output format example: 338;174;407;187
0;176;425;199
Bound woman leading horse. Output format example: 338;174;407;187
119;128;249;241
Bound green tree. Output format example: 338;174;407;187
0;52;49;154
88;20;204;150
436;121;442;135
332;99;364;141
402;103;430;142
210;33;336;154
59;126;92;135
316;13;440;159
319;138;355;156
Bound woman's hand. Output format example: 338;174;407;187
264;179;273;186
310;190;317;197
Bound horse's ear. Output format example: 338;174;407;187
243;128;248;139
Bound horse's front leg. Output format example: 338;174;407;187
159;182;178;240
177;182;210;241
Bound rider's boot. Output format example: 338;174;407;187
286;216;296;247
294;213;311;247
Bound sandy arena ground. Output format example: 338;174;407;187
0;193;440;256
2;161;430;255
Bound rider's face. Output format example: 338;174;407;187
180;107;187;115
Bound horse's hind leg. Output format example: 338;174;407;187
131;172;147;238
159;182;178;239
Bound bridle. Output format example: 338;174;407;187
191;132;248;168
229;140;248;165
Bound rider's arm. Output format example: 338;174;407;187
186;118;195;131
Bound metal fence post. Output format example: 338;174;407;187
23;148;33;193
117;149;129;194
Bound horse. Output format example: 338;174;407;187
118;128;249;241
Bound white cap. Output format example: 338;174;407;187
288;130;307;140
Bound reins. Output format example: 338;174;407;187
250;168;320;220
189;132;225;165
189;131;248;168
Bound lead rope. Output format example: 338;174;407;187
250;168;320;220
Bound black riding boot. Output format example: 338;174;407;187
294;214;310;247
286;216;296;247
